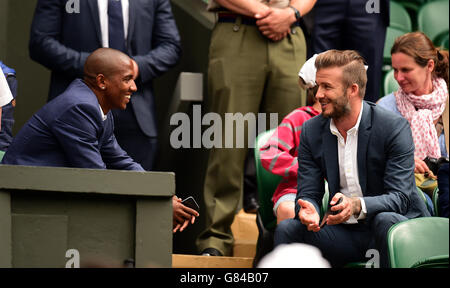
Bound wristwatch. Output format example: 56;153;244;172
288;5;301;22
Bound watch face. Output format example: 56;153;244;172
289;5;301;20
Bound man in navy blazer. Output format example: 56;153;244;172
2;48;142;170
274;50;430;268
29;0;181;170
2;48;199;232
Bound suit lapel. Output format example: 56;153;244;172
86;0;102;46
322;119;340;199
357;101;372;195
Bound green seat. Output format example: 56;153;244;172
395;0;427;14
0;150;5;162
394;0;427;30
416;186;435;214
253;129;283;266
432;187;440;217
390;1;413;32
411;254;449;268
417;0;449;45
388;217;449;268
254;128;282;231
383;69;399;96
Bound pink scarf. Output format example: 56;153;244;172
395;77;448;160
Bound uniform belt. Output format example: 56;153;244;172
217;12;300;26
218;12;257;25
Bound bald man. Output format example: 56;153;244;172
2;48;199;232
2;48;143;169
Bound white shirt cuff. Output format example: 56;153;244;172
356;197;367;220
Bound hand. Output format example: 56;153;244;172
131;59;139;79
267;32;289;42
254;5;271;19
173;216;196;233
414;157;430;174
298;199;320;232
255;7;294;41
172;196;199;233
326;193;361;225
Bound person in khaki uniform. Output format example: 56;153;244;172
198;0;317;256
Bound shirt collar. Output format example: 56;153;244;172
330;102;364;137
98;104;107;121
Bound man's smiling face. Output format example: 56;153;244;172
315;66;351;120
103;58;137;110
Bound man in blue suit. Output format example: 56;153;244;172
2;48;198;232
274;50;430;268
29;0;181;171
2;48;142;170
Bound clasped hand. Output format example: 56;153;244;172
255;7;294;42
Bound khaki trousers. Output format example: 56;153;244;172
197;20;306;255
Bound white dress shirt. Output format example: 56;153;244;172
0;72;13;107
330;103;367;224
97;0;129;48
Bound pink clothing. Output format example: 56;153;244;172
395;77;448;159
260;106;320;206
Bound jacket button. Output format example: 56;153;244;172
233;24;240;32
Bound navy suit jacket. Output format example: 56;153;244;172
295;101;430;221
29;0;181;137
1;79;144;171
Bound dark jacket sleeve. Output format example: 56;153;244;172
50;103;143;171
363;117;416;218
50;103;108;169
100;117;145;171
133;0;181;83
29;0;90;78
295;120;325;219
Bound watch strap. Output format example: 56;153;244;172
288;5;301;21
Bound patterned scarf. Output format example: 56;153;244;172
395;77;448;159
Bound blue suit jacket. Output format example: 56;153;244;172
29;0;181;137
1;79;144;171
295;101;430;221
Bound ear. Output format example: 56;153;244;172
348;83;359;99
427;59;435;73
96;74;106;90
